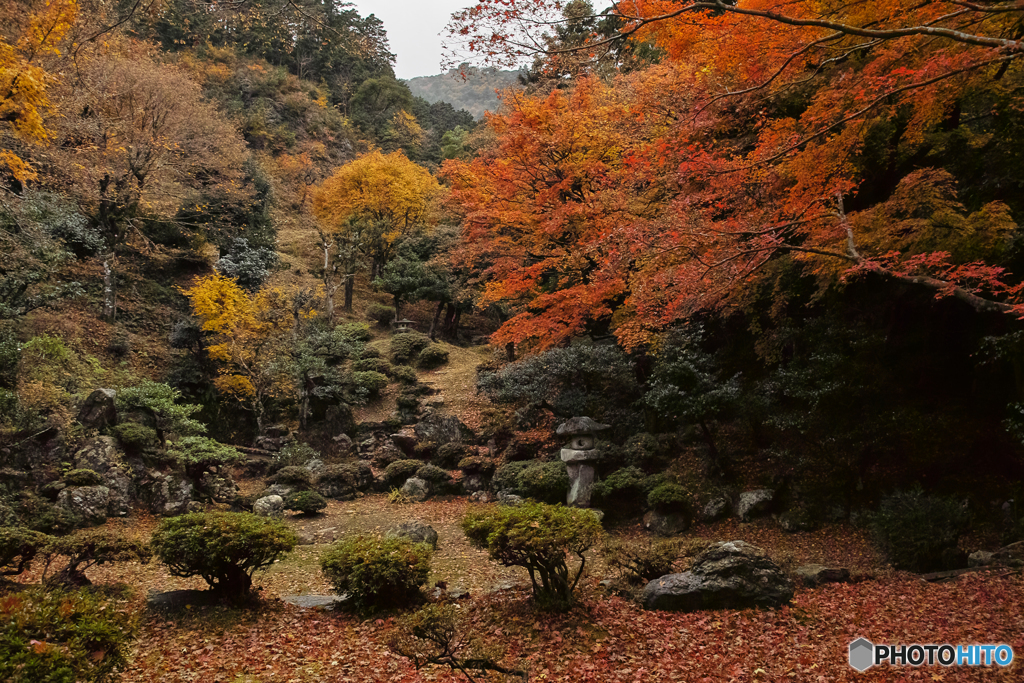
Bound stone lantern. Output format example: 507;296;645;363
557;416;610;507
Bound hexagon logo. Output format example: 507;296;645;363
849;638;874;672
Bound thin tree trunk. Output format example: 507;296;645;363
101;254;116;322
452;309;462;340
393;295;402;322
344;276;354;312
505;342;515;361
428;301;444;340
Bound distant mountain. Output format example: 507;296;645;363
407;66;525;119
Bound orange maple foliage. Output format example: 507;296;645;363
446;0;1024;351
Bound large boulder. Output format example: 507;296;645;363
56;485;110;526
103;469;133;517
253;495;285;518
736;489;774;521
699;497;731;523
73;436;122;474
199;470;239;504
390;428;419;455
144;472;195;516
388;521;439;549
642;540;794;612
401;477;431;502
77;389;117;431
643;510;689;536
413;413;471;447
793;564;850;587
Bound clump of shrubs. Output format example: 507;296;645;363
417;343;449;369
390;332;432;364
463;502;602;611
647;483;692;515
315;462;373;499
109;422;157;451
390;365;418;385
320;535;432;612
415;464;455;493
268;465;313;489
436;443;473;469
351;370;388;400
0;586;138;683
384;459;424;487
367;304;396;327
284;490;328;515
150;512;298;597
592;467;648;519
62;469;102;487
867;486;970;572
492;460;569;504
270;442;319;473
604;538;682;584
166;436;245;481
353;357;393;375
458;456;496;476
1;527;50;576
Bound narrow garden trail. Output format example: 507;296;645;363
418;343;493;431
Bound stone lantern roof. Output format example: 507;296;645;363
556;416;610;437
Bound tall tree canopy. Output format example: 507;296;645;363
445;0;1024;351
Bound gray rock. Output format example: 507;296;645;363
296;530;316;545
401;477;431;502
314;527;337;544
641;540;794;612
332;433;354;453
142;472;195;516
555;417;611;437
737;489;774;521
73;436;121;474
253;494;285;518
700;497;731;523
305;459;325;475
77;389;117;431
968;550;994;568
470;491;494;503
56;485;110;525
263;483;294;498
281;594;339;610
414;413;470;446
388;521;439;549
565;461;597;507
588;509;605;524
497;491;523;506
390;429;419;455
200;471;238;504
794;564;850;586
103;469;132;517
643;510;688;536
462;473;487;494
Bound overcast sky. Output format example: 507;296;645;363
352;0;474;80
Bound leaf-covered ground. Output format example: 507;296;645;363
15;495;1022;681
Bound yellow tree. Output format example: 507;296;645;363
0;0;78;183
312;150;442;315
182;273;295;436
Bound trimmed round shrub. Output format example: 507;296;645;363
436;443;473;469
352;370;388;398
315;462;373;498
647;483;692;514
458;455;496;476
1;527;51;576
268;465;312;489
284;490;328;515
417;343;449;369
390;365;418;385
390;332;431;364
494;460;569;504
109;422;157;451
270;442;319;473
867;486;970;572
335;322;372;343
367;304;397;326
63;469;102;487
463;502;602;611
415;464;455;492
0;586;137;682
15;494;81;534
150;512;298;596
592;467;648;519
384;459;423;486
353;357;393;375
359;346;383;360
396;391;420;411
320;535;432;611
604;538;682;584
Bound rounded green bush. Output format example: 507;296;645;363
0;586;137;683
390;365;418;385
320;535;432;611
457;455;496;476
647;483;691;514
269;465;313;489
150;512;298;596
415;464;454;492
166;436;245;480
351;370;388;398
63;468;102;487
493;460;569;504
315;462;373;497
367;304;397;326
335;322;372;343
353;357;393;375
41;528;151;586
867;486;970;572
592;466;647;518
384;459;423;486
436;443;473;469
1;527;51;576
417;343;449;369
270;442;319;472
109;422;157;451
284;490;328;515
390;332;431;364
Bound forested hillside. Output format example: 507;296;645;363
3;1;1024;681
